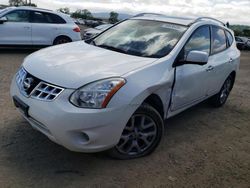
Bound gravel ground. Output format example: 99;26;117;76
0;48;249;188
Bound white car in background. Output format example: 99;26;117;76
83;24;113;40
0;7;82;46
11;13;240;159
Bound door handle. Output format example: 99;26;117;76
24;26;30;29
229;58;233;63
206;66;214;72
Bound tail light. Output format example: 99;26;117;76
73;27;81;32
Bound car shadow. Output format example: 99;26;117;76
0;47;42;54
1;100;225;185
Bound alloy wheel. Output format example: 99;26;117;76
220;78;232;104
116;114;157;156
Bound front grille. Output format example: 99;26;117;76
30;82;63;101
16;67;64;101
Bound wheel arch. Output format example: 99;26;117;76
143;94;165;119
53;35;72;45
229;71;236;90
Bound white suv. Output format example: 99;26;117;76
10;13;240;159
0;7;82;46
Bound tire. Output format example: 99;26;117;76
53;36;72;45
209;75;234;107
108;103;164;160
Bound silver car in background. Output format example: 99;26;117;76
83;24;113;40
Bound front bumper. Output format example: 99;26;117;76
10;78;137;153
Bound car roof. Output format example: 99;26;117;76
13;6;53;13
2;6;74;23
130;13;226;27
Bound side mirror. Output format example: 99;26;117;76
0;17;7;24
185;50;209;65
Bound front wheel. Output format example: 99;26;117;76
209;75;234;107
108;103;164;160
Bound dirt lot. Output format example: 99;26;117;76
0;49;249;188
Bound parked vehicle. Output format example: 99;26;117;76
84;19;101;27
235;36;250;50
83;24;113;40
78;18;85;25
11;13;240;159
0;7;82;46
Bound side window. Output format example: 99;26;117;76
32;11;49;23
31;12;66;24
5;10;30;22
212;26;227;54
225;30;233;47
184;26;210;57
46;13;66;24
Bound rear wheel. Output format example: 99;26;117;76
53;36;72;45
108;103;164;159
209;75;234;107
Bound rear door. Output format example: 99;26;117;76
0;10;32;45
171;26;211;111
31;11;66;45
205;26;233;95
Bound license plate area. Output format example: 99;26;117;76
13;96;30;117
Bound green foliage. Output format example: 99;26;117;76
109;11;119;24
71;9;93;19
9;0;36;7
9;0;24;6
58;7;70;14
230;25;250;37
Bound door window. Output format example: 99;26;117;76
212;26;227;54
5;10;30;22
184;26;210;58
225;30;233;46
31;11;66;24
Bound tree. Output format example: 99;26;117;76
71;9;82;18
71;9;93;19
58;7;70;14
9;0;24;6
243;29;250;37
109;11;119;24
9;0;36;7
82;9;92;19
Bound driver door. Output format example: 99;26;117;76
171;26;211;111
0;10;32;45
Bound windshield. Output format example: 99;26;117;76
93;19;187;58
0;7;11;15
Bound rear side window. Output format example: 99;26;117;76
46;13;66;24
5;10;30;22
31;11;66;24
225;30;233;46
212;26;227;54
184;26;211;57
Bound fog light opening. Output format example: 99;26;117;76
81;132;90;143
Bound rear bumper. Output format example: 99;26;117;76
71;32;82;41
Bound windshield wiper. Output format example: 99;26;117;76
96;44;127;54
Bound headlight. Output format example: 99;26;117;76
70;78;126;109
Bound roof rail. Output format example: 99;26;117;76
19;6;52;12
190;17;225;26
133;13;165;18
132;13;195;21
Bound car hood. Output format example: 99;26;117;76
23;41;157;89
85;29;100;34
